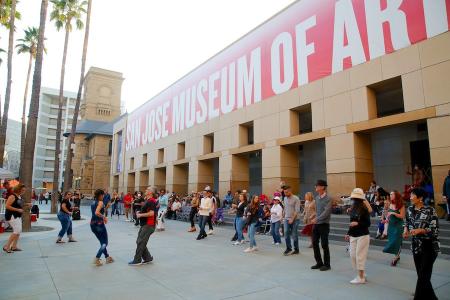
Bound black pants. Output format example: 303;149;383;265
133;225;155;263
207;215;213;230
312;223;330;267
413;241;438;300
189;207;197;227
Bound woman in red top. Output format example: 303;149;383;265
123;192;133;221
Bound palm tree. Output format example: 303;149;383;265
0;0;18;168
0;0;21;28
50;0;87;213
16;27;45;179
21;0;49;231
63;0;91;191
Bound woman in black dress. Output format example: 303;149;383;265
403;187;440;300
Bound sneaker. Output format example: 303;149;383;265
128;260;142;266
68;238;77;243
350;277;366;284
272;242;275;245
283;249;293;256
142;256;153;264
320;265;331;271
106;257;114;264
275;243;280;246
208;230;214;235
311;264;323;270
233;241;241;245
93;258;103;266
252;247;258;251
292;249;300;255
56;239;65;244
244;247;253;253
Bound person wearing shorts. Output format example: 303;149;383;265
3;184;26;253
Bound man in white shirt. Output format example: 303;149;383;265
196;186;212;240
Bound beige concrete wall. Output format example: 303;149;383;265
112;32;450;200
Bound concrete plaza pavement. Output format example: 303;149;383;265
1;208;450;300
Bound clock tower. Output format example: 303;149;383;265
80;67;124;122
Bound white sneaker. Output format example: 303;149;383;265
350;277;366;284
233;241;241;245
244;247;253;253
272;242;275;245
275;243;280;246
208;230;214;235
240;240;245;245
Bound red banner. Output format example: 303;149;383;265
126;0;450;151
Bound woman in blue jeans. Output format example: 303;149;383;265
244;195;262;253
56;191;76;243
90;189;114;266
233;193;247;245
270;196;283;245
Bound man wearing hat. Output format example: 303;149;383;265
311;179;332;271
196;186;213;240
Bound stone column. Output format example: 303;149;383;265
326;132;373;197
262;145;299;196
428;115;450;207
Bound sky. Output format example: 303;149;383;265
0;0;295;122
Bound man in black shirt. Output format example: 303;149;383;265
129;187;157;266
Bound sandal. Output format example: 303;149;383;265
56;240;66;244
3;246;13;253
11;248;23;252
391;257;400;266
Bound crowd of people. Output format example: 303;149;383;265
1;170;448;300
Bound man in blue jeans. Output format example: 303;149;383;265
282;186;301;256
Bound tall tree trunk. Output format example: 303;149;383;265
20;52;33;180
63;0;92;191
51;27;70;214
0;0;16;167
22;0;48;232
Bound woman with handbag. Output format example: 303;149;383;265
2;184;26;253
301;192;316;248
244;195;262;253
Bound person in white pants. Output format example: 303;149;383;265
157;189;169;231
345;188;371;284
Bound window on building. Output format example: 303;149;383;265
203;134;214;154
290;104;312;135
239;121;254;146
177;142;186;160
108;140;112;156
157;148;164;164
142;153;148;167
130;157;135;170
369;76;405;118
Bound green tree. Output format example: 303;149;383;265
16;27;46;179
21;0;49;231
63;0;92;191
0;0;21;28
0;0;19;167
50;0;87;213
